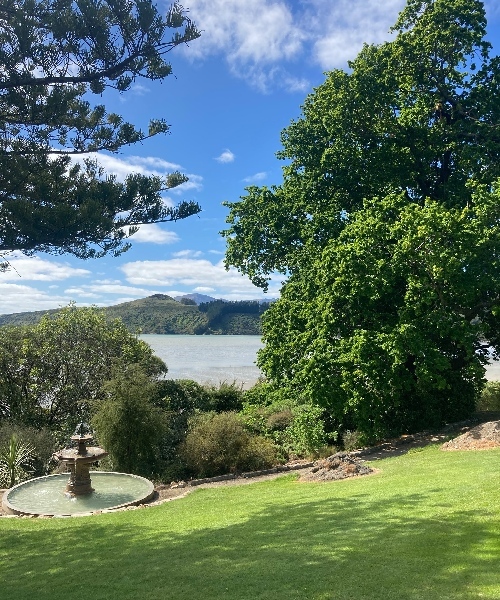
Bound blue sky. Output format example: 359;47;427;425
1;0;500;314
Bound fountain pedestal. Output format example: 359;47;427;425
53;433;108;497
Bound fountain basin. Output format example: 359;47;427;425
2;472;155;517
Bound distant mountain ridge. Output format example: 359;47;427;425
0;295;272;335
173;293;217;305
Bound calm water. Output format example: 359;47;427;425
141;334;500;386
141;335;264;388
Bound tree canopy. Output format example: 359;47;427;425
223;0;500;440
0;304;166;433
0;1;201;262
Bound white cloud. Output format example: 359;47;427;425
0;282;78;314
306;0;404;70
183;0;306;91
215;149;235;163
75;153;182;182
170;173;203;193
243;171;267;183
72;153;203;192
120;258;282;300
194;286;216;293
64;282;157;298
181;0;411;89
123;224;180;244
186;1;304;63
0;254;90;281
130;83;150;95
172;249;203;258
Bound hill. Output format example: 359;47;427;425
0;295;269;334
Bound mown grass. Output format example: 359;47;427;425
1;445;499;600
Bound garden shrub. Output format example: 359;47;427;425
153;379;210;413
0;434;35;488
206;381;244;412
180;412;276;478
342;430;364;452
92;363;167;477
477;381;500;411
282;404;327;458
241;384;330;459
0;424;55;477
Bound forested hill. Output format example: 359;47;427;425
0;295;270;335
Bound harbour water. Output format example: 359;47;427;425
141;334;264;388
141;334;500;388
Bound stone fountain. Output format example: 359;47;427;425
2;424;154;517
52;423;108;496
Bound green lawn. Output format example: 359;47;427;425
1;445;499;600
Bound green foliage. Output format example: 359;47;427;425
342;430;365;452
180;412;276;478
105;294;209;334
0;2;201;261
205;381;245;412
0;304;165;432
224;0;500;440
241;383;328;459
259;193;497;439
198;300;270;334
0;296;267;335
152;379;247;479
0;433;35;488
92;363;167;476
282;404;327;458
477;381;500;411
0;424;55;478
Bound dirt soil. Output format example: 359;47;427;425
441;420;500;451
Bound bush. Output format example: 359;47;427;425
241;386;329;459
206;381;244;412
0;434;35;488
154;379;211;414
282;404;327;458
92;364;167;477
180;412;276;478
342;430;364;452
0;424;55;477
477;381;500;411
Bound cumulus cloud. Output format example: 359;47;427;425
183;0;307;91
123;224;180;244
130;83;150;95
170;173;203;193
72;153;203;192
215;149;235;163
180;0;416;90
120;258;282;300
64;282;157;298
305;0;404;70
0;254;90;281
0;282;77;314
243;171;267;183
172;249;204;258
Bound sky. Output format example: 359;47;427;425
1;0;500;314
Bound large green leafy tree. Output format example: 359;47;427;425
223;0;500;439
0;305;167;432
0;1;201;261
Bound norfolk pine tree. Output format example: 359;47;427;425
223;0;500;440
0;1;201;263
